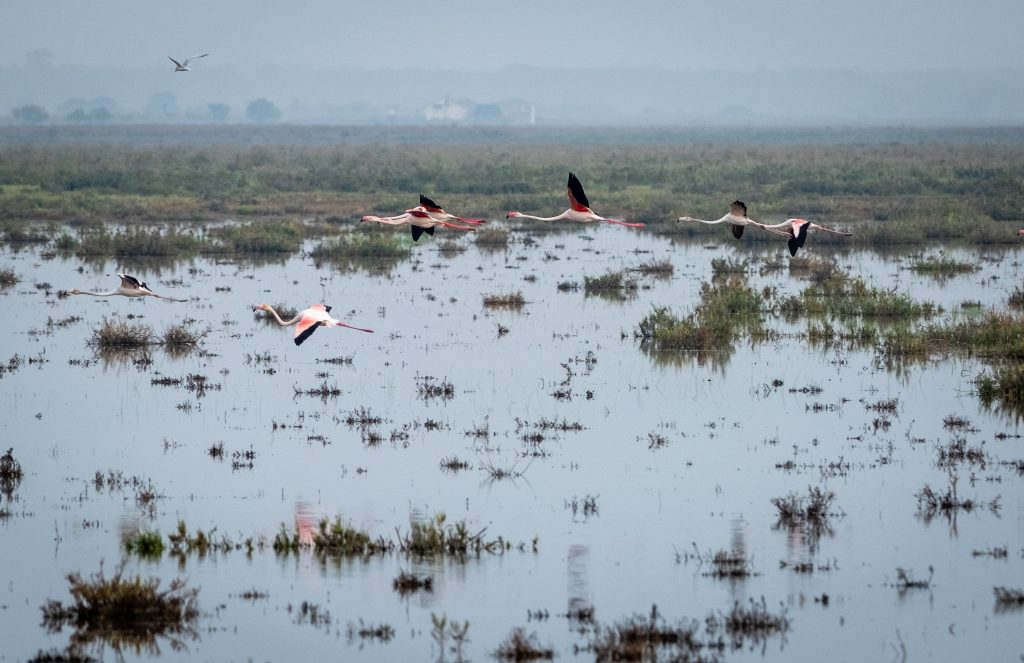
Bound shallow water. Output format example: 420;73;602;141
0;228;1022;662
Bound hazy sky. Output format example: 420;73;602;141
3;0;1023;72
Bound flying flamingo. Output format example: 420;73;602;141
252;303;374;346
168;53;208;72
677;200;763;239
418;194;487;227
750;218;853;256
360;208;477;242
65;273;187;302
506;173;645;228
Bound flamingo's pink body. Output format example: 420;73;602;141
506;173;645;228
253;303;373;346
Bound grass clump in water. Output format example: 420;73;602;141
311;233;409;259
75;227;201;258
1008;286;1024;309
40;563;199;655
0;267;18;287
392;571;433;596
710;257;749;278
583;270;638;299
310;233;411;273
879;313;1024;363
976;364;1024;415
630;258;674;277
273;516;392;556
914;474;991;523
778;270;937;320
123;530;165;558
399;512;504;556
206;220;302;255
483;291;526;309
994;587;1024;610
0;448;24;500
909;254;979;277
161;324;203;352
635;276;764;352
705;549;756;579
89;320;153;349
715;597;791;644
475;227;510;248
772;485;840;551
493;627;554;661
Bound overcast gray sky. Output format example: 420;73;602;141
3;0;1023;72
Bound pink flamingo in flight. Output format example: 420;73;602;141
253;303;373;346
361;195;481;241
750;218;853;256
506;173;645;228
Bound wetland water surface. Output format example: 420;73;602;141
1;228;1022;661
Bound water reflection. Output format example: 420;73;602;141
566;544;592;630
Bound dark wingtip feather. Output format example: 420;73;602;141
567;172;590;209
294;323;320;346
419;194;440;209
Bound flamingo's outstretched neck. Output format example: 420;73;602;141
68;289;119;297
256;304;300;326
507;212;570;222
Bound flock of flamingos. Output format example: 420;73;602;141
65;172;853;346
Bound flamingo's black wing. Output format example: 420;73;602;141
788;224;810;256
567;172;590;210
119;274;143;289
731;224;745;239
294;322;322;346
419;194;442;212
